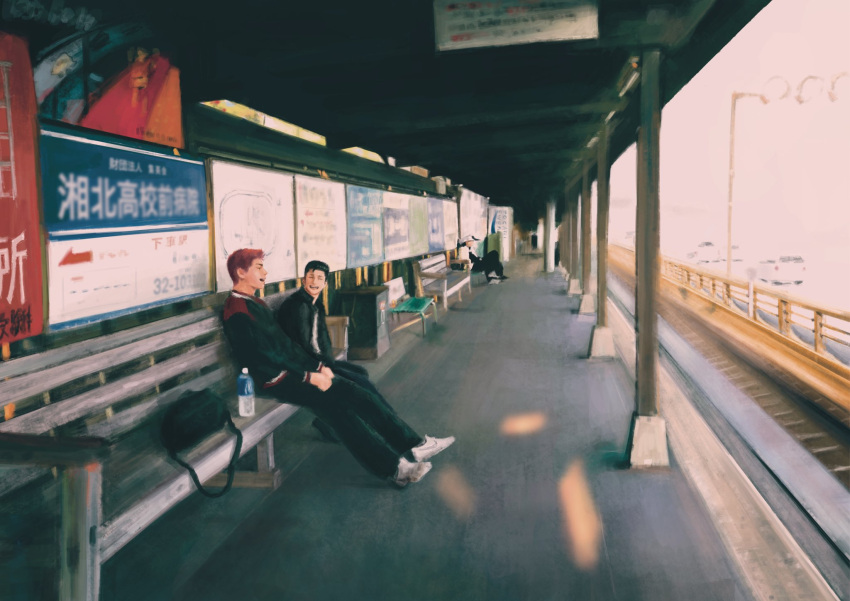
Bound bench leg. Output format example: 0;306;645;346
206;434;282;490
420;313;427;336
431;303;438;324
60;463;102;601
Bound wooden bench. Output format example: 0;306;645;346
0;288;347;601
412;255;471;310
386;277;437;336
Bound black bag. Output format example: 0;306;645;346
161;388;243;498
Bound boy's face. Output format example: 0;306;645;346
303;269;327;299
238;258;267;291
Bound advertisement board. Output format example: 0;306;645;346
0;35;45;344
427;198;446;252
489;205;514;261
295;175;347;273
443;200;459;250
40;127;208;329
211;160;296;291
347;185;384;268
408;196;429;256
383;192;410;261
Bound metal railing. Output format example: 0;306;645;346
662;258;850;367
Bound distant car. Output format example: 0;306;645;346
758;255;806;285
686;241;722;264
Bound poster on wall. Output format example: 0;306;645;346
443;200;459;250
0;34;45;344
295;175;347;273
489;205;514;261
383;192;410;261
40;127;209;329
459;187;488;241
427;198;445;252
33;24;184;147
408;196;429;256
211;160;296;291
347;186;384;268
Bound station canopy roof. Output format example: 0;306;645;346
13;0;771;225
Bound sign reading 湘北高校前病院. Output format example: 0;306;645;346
40;127;209;330
433;0;598;52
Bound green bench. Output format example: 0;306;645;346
387;277;437;336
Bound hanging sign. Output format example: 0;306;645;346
443;200;459;250
0;34;45;344
408;196;430;256
295;175;347;273
383;192;410;261
427;198;446;252
347;185;384;268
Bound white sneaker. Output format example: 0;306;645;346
392;457;433;487
411;435;456;462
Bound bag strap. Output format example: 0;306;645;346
168;413;244;499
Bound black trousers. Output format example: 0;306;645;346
268;376;422;479
472;250;504;278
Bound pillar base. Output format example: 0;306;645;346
628;415;670;468
568;278;582;295
589;326;615;358
578;293;595;315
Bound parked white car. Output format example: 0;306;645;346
758;255;806;286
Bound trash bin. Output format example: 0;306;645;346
336;286;390;360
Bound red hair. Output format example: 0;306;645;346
226;248;264;284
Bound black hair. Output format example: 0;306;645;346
304;260;330;277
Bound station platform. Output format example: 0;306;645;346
98;255;845;601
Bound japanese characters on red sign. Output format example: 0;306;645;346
0;34;44;344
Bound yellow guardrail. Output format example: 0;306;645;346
661;258;850;365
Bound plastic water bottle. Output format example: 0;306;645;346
237;368;255;417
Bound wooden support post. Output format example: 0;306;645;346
590;123;614;357
1;343;10;361
568;188;582;295
544;200;556;272
813;312;825;354
578;160;595;314
60;463;102;601
630;48;669;468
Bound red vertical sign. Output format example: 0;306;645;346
0;33;44;343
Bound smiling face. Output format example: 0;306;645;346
303;269;327;301
236;258;267;294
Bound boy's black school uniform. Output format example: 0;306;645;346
222;291;422;479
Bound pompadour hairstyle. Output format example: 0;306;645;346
226;248;265;284
304;260;330;277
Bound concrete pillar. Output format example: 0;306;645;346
578;160;595;314
629;48;669;468
544;200;556;272
568;188;582;295
590;122;614;358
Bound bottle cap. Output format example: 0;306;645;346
242;367;249;374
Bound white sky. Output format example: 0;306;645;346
605;0;850;307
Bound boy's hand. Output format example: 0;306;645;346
310;372;333;391
320;365;335;379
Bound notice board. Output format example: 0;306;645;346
408;196;429;256
295;175;347;273
210;160;296;291
383;192;410;261
443;200;459;250
427;197;446;253
40;127;209;329
347;185;384;268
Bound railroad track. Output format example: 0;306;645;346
607;252;850;490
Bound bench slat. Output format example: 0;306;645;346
0;343;222;435
99;399;299;561
85;368;230;441
0;317;221;409
0;310;215;381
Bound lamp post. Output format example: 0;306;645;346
726;73;845;278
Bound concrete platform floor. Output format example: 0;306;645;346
101;255;755;601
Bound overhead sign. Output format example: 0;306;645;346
489;205;514;261
40;127;209;329
347;185;384;268
210;160;297;291
295;175;347;273
0;34;45;344
434;0;598;52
